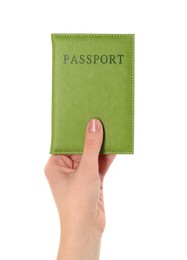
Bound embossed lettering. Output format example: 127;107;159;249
117;54;124;64
63;55;70;64
71;55;78;64
101;55;108;64
63;54;124;64
86;55;92;64
79;54;85;64
109;55;116;64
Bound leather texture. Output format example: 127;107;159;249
50;34;135;154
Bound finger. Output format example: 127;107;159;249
99;154;116;176
78;118;103;176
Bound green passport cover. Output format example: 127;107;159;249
50;33;135;154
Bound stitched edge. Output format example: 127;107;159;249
50;150;133;154
50;34;134;154
52;33;133;37
131;34;134;154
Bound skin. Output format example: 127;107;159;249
44;119;116;260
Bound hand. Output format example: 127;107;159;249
44;119;116;260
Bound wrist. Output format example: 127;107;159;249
57;226;102;260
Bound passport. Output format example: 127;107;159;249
50;33;135;154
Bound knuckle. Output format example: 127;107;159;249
84;138;97;150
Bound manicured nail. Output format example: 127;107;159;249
88;119;101;133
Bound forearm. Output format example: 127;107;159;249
57;227;102;260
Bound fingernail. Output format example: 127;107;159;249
88;119;101;133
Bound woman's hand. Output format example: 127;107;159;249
44;119;116;260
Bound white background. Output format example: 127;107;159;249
0;0;187;259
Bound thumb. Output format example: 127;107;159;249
78;118;103;173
